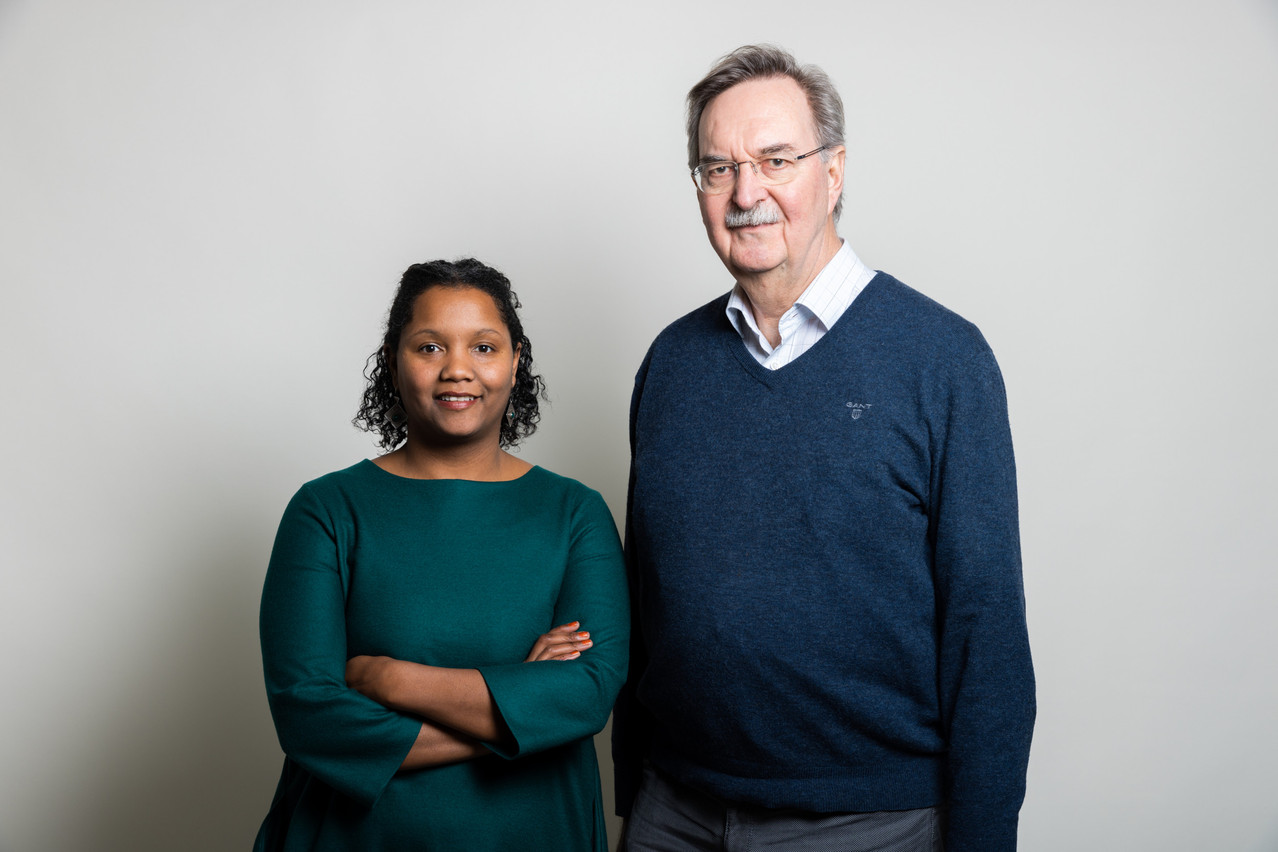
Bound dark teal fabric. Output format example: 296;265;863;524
614;273;1035;852
256;462;628;851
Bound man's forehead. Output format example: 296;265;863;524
699;76;817;154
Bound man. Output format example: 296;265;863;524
613;45;1035;852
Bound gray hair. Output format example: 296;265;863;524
686;44;846;220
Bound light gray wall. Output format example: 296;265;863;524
2;1;1275;850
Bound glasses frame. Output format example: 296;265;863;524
691;145;829;195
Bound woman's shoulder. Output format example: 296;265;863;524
284;459;383;505
521;464;593;493
519;466;612;512
299;459;379;489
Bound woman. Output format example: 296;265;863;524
254;259;629;851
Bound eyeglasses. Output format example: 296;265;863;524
691;146;828;194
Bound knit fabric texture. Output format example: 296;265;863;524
613;272;1035;852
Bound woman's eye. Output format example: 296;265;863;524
419;343;440;353
475;344;495;353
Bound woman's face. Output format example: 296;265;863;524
390;285;520;449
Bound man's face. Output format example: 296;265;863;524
696;76;844;289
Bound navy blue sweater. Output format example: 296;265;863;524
613;273;1035;851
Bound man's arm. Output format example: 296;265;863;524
613;350;656;818
931;342;1036;852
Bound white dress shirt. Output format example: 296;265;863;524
725;241;876;370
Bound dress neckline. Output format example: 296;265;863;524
358;458;541;484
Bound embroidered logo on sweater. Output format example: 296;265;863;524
845;402;872;420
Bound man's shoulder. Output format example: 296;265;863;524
632;292;733;392
867;272;993;359
870;273;980;333
638;292;733;366
651;292;732;345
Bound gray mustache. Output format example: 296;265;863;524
725;205;781;228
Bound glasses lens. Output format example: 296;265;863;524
697;164;735;193
758;158;796;181
694;157;809;193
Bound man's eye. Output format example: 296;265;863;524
706;165;733;177
766;158;792;169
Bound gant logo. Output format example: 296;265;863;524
845;402;871;420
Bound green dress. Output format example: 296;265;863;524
254;461;629;851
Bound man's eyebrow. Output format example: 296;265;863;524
697;143;799;166
757;143;799;156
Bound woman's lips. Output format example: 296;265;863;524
435;394;479;410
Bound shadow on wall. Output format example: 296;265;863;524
69;524;282;851
1255;824;1278;852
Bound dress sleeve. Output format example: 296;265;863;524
476;488;630;759
930;342;1036;852
259;484;422;807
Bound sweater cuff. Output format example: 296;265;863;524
944;804;1020;852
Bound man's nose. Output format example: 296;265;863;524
732;161;768;209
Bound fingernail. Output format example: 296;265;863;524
565;651;581;660
573;631;589;640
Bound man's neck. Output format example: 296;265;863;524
737;233;842;347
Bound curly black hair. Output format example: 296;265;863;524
353;258;547;450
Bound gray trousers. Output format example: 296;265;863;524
624;766;943;852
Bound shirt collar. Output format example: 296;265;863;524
725;241;868;343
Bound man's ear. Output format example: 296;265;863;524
826;145;846;213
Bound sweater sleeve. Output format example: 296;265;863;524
477;488;630;759
930;342;1036;852
259;484;422;807
611;351;654;817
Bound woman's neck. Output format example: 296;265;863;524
374;439;531;481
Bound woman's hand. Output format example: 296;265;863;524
525;621;593;662
345;655;399;706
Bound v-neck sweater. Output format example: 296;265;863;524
615;272;1035;852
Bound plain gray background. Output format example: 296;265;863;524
2;1;1276;850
